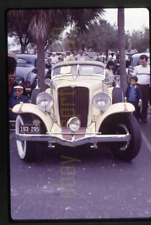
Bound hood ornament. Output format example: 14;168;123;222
72;68;79;81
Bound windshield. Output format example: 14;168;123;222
78;65;104;75
52;64;104;77
53;65;77;75
17;58;37;67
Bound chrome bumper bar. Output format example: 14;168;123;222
16;133;131;147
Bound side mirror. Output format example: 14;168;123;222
114;75;120;82
114;75;120;88
45;78;53;89
104;77;112;84
45;78;51;86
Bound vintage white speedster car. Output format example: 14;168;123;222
12;61;141;161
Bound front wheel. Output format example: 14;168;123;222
16;115;35;162
108;114;141;161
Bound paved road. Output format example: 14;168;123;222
9;115;151;220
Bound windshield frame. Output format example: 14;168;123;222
52;63;105;79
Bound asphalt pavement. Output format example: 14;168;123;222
9;114;151;220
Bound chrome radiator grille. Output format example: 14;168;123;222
58;87;89;127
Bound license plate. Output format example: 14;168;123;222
19;124;40;134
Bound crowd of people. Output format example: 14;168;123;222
45;50;90;68
45;50;120;67
126;54;150;123
105;54;150;123
45;50;122;77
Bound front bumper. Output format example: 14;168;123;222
16;132;131;147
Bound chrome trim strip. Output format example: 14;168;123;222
50;132;101;135
16;133;131;147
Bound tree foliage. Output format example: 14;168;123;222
7;9;103;90
7;10;34;53
130;28;149;52
63;18;131;54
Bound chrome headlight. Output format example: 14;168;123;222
93;92;111;110
67;117;81;132
36;92;53;112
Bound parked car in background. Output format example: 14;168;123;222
128;52;150;76
16;54;49;95
12;60;141;162
113;53;133;76
125;53;134;68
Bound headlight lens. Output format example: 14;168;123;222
67;117;81;132
36;92;53;112
93;92;111;110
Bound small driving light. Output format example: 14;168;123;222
67;117;81;132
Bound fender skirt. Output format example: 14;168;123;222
12;103;53;132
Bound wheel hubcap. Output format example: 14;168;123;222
115;123;130;151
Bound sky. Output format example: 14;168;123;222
102;8;149;33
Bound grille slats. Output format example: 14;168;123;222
58;87;89;127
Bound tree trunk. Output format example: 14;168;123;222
118;8;127;93
37;38;46;91
21;44;26;53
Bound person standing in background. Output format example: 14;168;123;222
133;54;150;123
64;51;71;61
124;76;142;121
107;53;113;62
76;50;86;61
9;85;29;120
105;61;115;83
70;51;77;60
50;52;59;67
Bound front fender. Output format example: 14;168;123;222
96;102;135;132
12;103;53;132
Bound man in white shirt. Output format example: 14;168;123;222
70;51;77;61
64;51;71;61
76;50;86;61
50;52;59;67
133;54;150;123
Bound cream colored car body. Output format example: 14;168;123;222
13;60;135;147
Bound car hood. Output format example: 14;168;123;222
16;66;35;80
52;75;103;92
